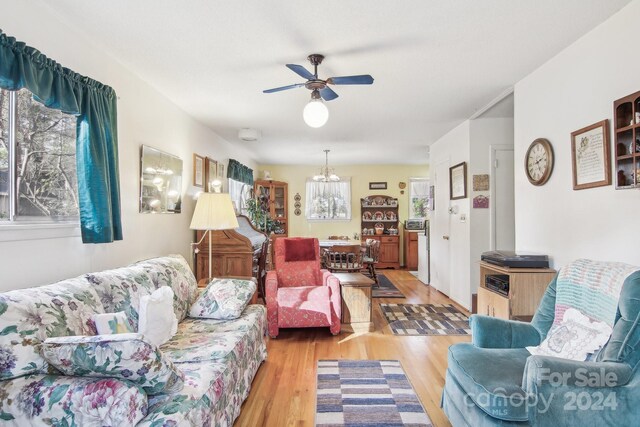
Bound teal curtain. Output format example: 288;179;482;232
0;30;122;243
227;159;254;185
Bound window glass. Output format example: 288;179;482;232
409;178;430;219
228;178;251;215
0;88;78;222
305;179;351;220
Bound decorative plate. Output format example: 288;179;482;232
386;211;396;220
374;211;384;220
363;211;373;220
294;208;301;216
294;193;301;202
374;196;385;206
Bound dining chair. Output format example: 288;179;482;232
362;238;381;285
324;244;363;273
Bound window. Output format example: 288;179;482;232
409;178;430;219
305;178;351;220
0;88;78;222
228;178;252;215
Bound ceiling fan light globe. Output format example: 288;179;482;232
329;174;340;181
303;99;329;128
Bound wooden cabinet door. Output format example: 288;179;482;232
477;287;493;316
491;293;510;319
404;231;419;270
379;237;398;264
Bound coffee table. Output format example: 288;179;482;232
332;272;375;332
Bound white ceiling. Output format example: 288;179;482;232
42;0;630;165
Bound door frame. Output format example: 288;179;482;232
489;144;514;250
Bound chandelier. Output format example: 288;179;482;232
313;149;340;182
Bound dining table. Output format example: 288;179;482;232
318;239;362;249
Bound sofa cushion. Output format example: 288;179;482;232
140;305;267;426
42;333;184;395
86;264;157;331
162;305;266;363
134;255;199;322
447;343;531;422
0;277;105;380
0;374;147;425
189;278;256;320
276;286;331;328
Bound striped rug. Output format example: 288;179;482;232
316;360;432;426
380;303;471;336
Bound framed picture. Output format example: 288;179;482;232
193;154;204;187
449;162;467;200
369;182;387;190
205;157;217;192
571;119;611;190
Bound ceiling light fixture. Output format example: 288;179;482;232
303;89;329;128
313;149;340;182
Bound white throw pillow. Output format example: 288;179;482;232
527;308;612;361
138;286;178;347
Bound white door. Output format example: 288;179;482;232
491;146;515;250
430;159;450;296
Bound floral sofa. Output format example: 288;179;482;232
0;255;267;426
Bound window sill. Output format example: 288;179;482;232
0;222;81;242
306;218;352;222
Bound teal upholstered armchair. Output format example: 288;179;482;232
442;260;640;427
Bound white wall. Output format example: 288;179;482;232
514;0;640;268
0;3;257;290
429;121;471;308
469;116;514;294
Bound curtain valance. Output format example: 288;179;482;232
227;159;254;185
0;30;122;243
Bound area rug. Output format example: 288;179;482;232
380;303;471;336
372;274;405;298
315;360;432;427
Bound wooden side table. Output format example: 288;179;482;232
332;272;375;332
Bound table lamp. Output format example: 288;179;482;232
190;193;239;280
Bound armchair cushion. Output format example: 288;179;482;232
447;343;530;421
284;238;316;262
471;315;541;349
42;333;185;395
277;286;332;328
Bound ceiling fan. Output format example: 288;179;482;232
263;54;374;127
263;54;374;101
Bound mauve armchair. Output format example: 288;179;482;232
266;237;341;338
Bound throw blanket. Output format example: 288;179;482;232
554;259;638;327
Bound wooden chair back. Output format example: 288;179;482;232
324;244;363;273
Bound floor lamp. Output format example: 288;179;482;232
190;193;239;280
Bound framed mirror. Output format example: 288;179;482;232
140;145;183;213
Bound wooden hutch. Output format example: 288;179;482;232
254;179;288;267
360;195;400;269
613;90;640;188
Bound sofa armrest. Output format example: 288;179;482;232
323;271;341;334
470;314;541;348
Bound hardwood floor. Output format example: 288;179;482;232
235;270;471;427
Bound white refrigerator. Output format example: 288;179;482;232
417;221;430;285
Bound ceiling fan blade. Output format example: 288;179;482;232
286;64;315;80
320;87;339;101
327;75;374;85
263;83;305;93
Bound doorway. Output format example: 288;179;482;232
490;145;515;250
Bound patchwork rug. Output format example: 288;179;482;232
372;274;405;298
380;303;471;336
315;360;432;427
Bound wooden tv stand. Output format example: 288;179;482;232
477;261;556;320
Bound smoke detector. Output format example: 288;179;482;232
238;128;260;142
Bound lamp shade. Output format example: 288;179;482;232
189;193;239;230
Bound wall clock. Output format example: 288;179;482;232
525;138;554;186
